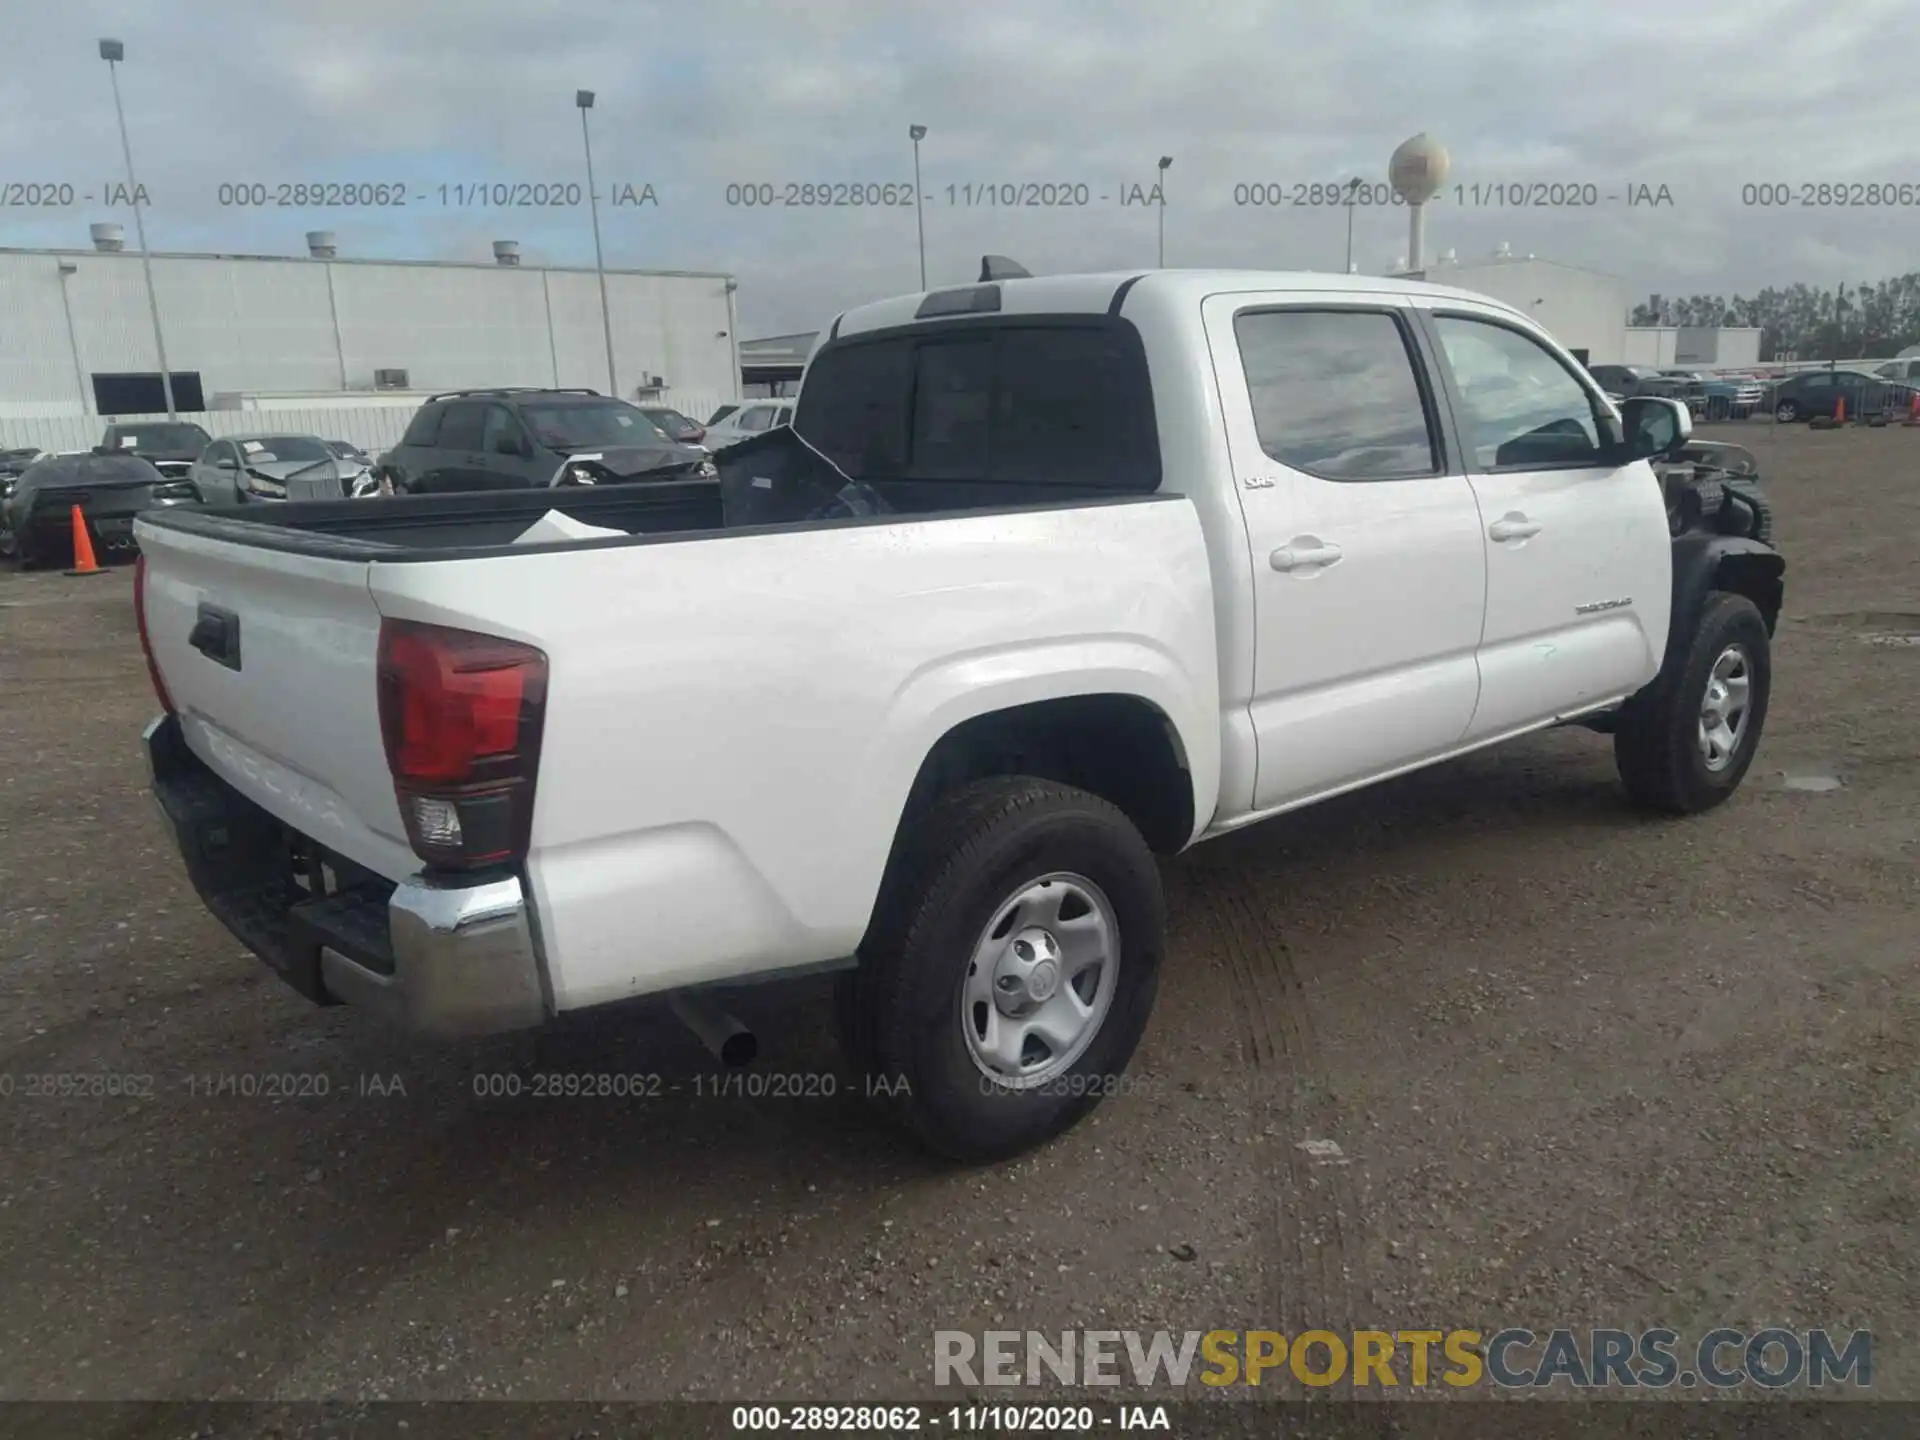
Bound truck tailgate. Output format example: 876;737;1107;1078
137;520;416;881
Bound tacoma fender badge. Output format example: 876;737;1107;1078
1576;597;1633;614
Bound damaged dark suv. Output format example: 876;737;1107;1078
376;388;717;496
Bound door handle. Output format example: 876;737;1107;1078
1488;514;1542;542
189;603;242;671
1270;539;1343;572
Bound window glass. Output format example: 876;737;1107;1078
402;404;445;447
795;324;1159;489
1434;316;1603;468
481;405;522;453
435;404;485;450
910;339;993;478
517;401;665;448
990;328;1157;487
242;436;333;465
793;338;911;477
1233;310;1438;479
112;423;212;451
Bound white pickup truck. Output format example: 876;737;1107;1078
137;266;1785;1161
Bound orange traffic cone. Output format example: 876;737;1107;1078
1834;394;1847;425
63;504;103;577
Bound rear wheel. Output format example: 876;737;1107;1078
1615;592;1771;814
838;777;1165;1162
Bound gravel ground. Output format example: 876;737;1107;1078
0;423;1915;1419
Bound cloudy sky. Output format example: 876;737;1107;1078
5;0;1917;338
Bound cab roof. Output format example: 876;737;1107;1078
828;268;1529;342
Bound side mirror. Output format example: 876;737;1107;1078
1620;395;1692;460
494;435;521;456
216;455;238;470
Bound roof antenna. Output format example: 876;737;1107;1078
979;254;1031;281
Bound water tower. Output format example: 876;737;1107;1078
1388;133;1450;274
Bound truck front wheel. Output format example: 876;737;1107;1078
1614;591;1772;813
840;777;1165;1162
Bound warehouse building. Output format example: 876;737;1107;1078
1622;325;1764;369
1415;250;1629;366
738;332;816;397
0;229;740;420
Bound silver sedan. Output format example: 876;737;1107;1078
189;433;367;504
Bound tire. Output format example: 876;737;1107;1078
838;777;1165;1162
1615;592;1771;814
5;525;37;570
1774;400;1799;423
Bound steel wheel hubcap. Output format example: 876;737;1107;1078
1698;644;1752;772
962;872;1119;1089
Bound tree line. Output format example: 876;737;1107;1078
1628;273;1920;361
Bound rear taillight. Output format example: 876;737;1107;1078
376;619;548;871
133;554;174;715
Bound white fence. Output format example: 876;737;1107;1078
2;393;735;458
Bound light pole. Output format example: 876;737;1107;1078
909;125;928;289
99;38;176;420
1343;177;1361;273
1156;156;1172;267
576;89;618;397
724;278;741;397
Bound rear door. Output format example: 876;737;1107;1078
1416;303;1671;739
1202;292;1489;811
387;403;445;492
423;403;488;492
195;441;240;504
136;525;415;879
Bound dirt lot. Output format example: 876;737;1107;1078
1;424;1916;1418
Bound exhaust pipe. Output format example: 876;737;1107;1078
669;991;757;1068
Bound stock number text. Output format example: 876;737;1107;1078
1742;182;1920;208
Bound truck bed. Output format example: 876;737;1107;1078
136;441;1142;562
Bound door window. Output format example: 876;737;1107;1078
481;404;525;455
435;403;486;450
737;405;776;432
1233;309;1440;480
1433;316;1604;469
400;404;445;447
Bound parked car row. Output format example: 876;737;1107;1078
1758;368;1917;423
0;448;202;567
370;388;717;495
2;422;378;568
4;388;793;565
1583;360;1918;424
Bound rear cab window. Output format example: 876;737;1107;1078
794;319;1159;490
